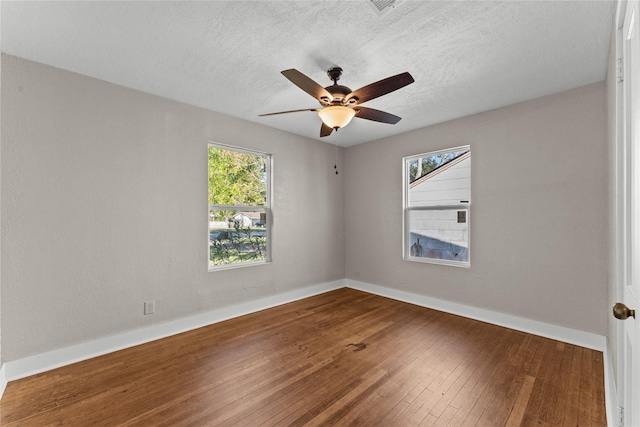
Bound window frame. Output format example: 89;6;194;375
402;145;471;268
208;142;272;271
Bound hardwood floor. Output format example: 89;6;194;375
0;288;607;426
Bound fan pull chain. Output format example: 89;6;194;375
334;141;339;175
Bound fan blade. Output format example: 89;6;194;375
259;108;319;117
354;106;402;124
346;72;414;105
282;69;334;102
320;122;333;137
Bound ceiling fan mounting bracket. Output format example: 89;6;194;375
327;66;343;84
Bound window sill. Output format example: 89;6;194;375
208;259;271;272
404;256;470;269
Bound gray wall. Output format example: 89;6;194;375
0;55;345;362
0;53;610;364
344;82;608;335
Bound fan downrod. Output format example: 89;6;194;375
323;67;354;104
327;67;343;85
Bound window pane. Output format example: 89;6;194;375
208;146;267;206
209;209;268;267
408;148;470;207
408;208;469;263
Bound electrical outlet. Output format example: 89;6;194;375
144;300;155;315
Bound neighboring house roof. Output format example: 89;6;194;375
234;212;261;220
409;150;471;189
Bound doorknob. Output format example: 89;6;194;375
613;302;636;320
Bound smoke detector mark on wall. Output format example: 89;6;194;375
366;0;403;15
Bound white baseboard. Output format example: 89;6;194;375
345;279;607;351
603;338;618;427
3;279;345;382
2;278;608;398
0;364;7;400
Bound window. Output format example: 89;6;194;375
208;143;271;269
403;146;471;267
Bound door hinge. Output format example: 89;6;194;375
617;406;624;427
617;58;624;83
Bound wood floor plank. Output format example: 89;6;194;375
433;404;458;427
504;374;535;427
338;357;421;425
591;349;607;426
446;332;514;424
376;399;411;426
429;321;506;420
0;288;607;426
561;345;584;427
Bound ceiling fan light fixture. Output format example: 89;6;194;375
262;67;414;137
318;105;356;129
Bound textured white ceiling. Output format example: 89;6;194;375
1;1;615;147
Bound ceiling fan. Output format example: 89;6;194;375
259;67;415;137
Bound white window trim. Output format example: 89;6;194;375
208;142;272;271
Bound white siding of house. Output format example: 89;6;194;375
409;209;469;250
408;155;470;255
409;156;470;207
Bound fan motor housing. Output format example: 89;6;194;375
322;84;355;105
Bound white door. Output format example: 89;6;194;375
618;2;640;425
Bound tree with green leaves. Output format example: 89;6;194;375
208;147;266;220
409;149;469;183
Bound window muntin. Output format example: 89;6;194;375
208;144;271;269
404;146;470;267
